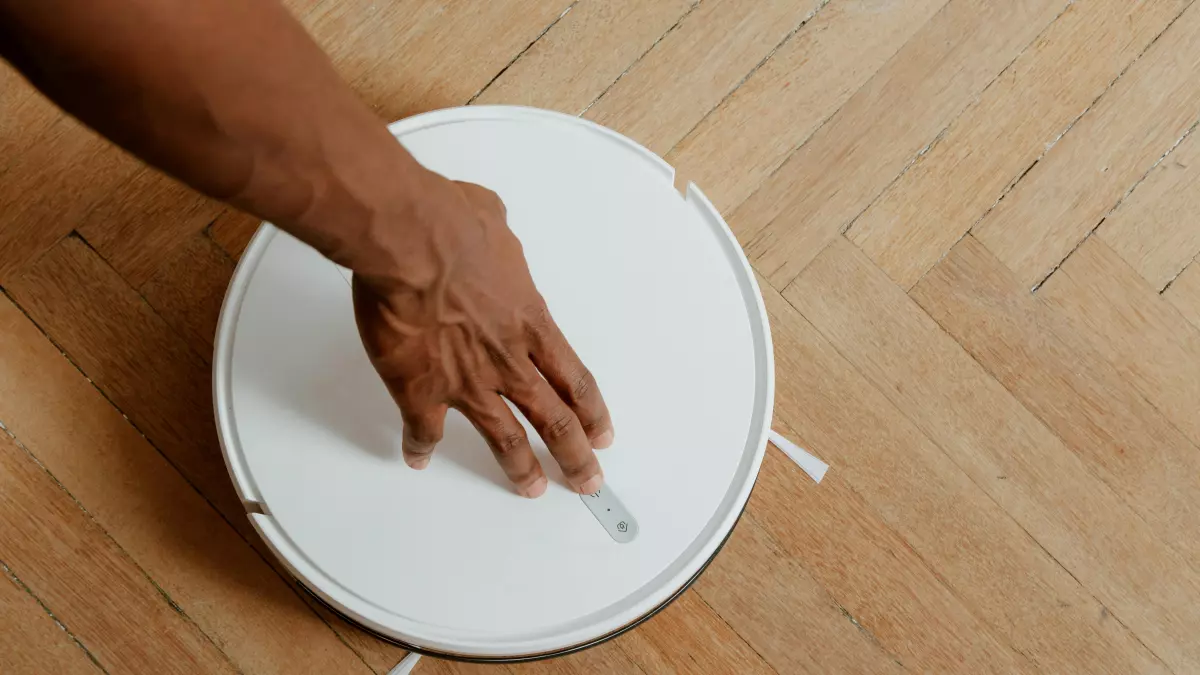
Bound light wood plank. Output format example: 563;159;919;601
733;0;1068;289
1165;258;1200;330
0;65;61;174
4;236;407;668
1038;236;1200;450
417;658;510;675
474;0;697;114
0;118;138;284
0;432;239;674
0;295;377;675
695;502;908;674
0;566;101;675
740;443;1031;674
5;236;243;525
758;271;1161;674
583;0;826;156
666;0;948;214
1098;127;1200;289
848;0;1190;289
911;234;1200;570
786;237;1200;672
973;0;1200;288
140;232;235;360
76;166;223;288
208;208;262;260
345;0;573;120
304;0;446;88
614;590;775;675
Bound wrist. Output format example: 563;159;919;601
288;134;439;286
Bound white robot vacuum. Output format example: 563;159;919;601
213;106;774;662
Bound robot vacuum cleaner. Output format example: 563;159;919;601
213;106;774;662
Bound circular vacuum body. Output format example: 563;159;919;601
213;106;773;661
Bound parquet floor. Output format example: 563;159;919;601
3;1;1200;673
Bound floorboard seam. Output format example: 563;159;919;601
841;0;1090;255
690;589;784;675
466;0;582;105
744;0;1078;291
1033;115;1200;294
764;308;1041;673
773;273;1174;673
0;284;376;673
1160;252;1199;294
659;0;835;162
0;425;247;675
0;558;110;674
578;0;705;117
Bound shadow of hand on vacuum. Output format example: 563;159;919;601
243;324;514;494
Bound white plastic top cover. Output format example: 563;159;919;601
213;106;773;659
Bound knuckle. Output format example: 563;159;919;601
542;413;575;442
569;370;596;404
506;377;538;402
524;303;553;335
557;456;592;480
494;430;527;457
487;343;520;371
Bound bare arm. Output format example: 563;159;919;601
0;0;614;497
0;0;427;277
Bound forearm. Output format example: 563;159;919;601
0;0;427;277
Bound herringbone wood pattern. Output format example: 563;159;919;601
3;1;1200;673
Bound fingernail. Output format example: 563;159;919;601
592;429;614;450
578;472;604;495
406;455;430;470
518;476;548;499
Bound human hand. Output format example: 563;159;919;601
351;173;613;498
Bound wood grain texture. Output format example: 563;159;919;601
0;118;138;284
509;641;637;674
733;0;1068;289
614;590;775;674
6;1;1200;671
666;0;948;214
0;566;101;675
76;166;223;288
208;208;263;260
1165;258;1200;330
344;0;573;120
740;444;1031;674
140;232;236;360
0;65;60;173
696;497;908;674
474;0;697;114
758;271;1159;674
1098;126;1200;290
3;236;406;669
0;296;376;675
848;0;1191;289
1038;237;1200;445
973;0;1200;288
5;236;243;526
0;432;239;674
912;235;1200;570
417;658;510;675
787;238;1200;672
584;0;825;155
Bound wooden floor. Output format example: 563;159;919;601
4;0;1200;672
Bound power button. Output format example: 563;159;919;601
580;486;638;543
